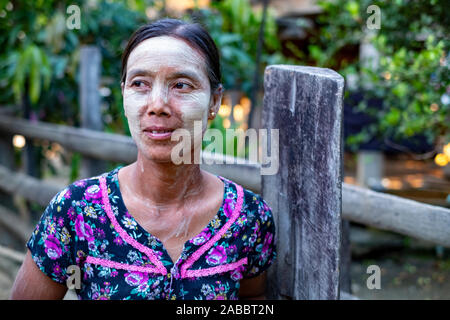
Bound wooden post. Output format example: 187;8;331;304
443;163;450;180
340;155;352;294
21;80;42;185
357;30;384;190
0;109;15;211
339;219;352;293
262;65;344;300
356;150;384;189
79;46;107;179
0;134;14;169
0;108;15;170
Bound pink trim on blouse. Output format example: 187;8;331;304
183;257;248;278
86;256;162;274
180;183;244;278
96;175;245;279
99;177;167;275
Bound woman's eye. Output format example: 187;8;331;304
174;82;192;90
131;80;147;88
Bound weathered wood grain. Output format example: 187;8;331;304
79;46;107;178
201;161;450;249
342;183;450;247
262;65;344;300
1;105;449;305
0;113;448;248
3;158;448;249
0;125;15;211
0;244;25;263
0;115;137;163
0;165;61;207
0;205;33;243
339;219;352;293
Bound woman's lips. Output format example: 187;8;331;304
143;128;175;140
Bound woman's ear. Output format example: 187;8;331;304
208;84;223;120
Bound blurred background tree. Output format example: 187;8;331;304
309;0;449;154
0;0;152;179
0;0;149;131
191;0;292;157
197;0;285;95
0;0;292;165
1;0;448;170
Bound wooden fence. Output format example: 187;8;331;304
1;65;450;300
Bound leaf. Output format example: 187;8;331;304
392;83;408;98
40;51;52;88
12;47;32;103
345;1;359;19
215;33;242;45
385;108;401;126
29;46;42;104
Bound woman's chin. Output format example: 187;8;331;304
134;137;172;161
135;135;199;165
140;146;188;165
142;150;175;164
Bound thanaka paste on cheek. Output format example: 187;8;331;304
123;89;145;150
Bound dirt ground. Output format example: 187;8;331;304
350;254;450;300
349;226;450;300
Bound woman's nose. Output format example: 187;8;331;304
145;84;171;117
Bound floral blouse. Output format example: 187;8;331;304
26;166;276;300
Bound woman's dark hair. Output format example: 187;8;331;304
121;18;222;92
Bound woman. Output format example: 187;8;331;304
10;18;276;300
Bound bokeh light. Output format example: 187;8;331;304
233;104;245;122
218;104;231;118
222;118;231;129
12;135;26;149
443;143;450;159
434;153;448;167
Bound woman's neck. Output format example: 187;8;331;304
128;152;205;206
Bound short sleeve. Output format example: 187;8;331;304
243;197;276;279
26;186;75;284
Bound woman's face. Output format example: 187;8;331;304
122;36;220;163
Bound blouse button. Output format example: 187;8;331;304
170;266;178;278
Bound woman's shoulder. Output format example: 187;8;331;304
222;177;276;278
242;187;274;225
242;187;271;211
221;176;273;221
47;166;120;209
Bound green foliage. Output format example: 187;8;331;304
0;0;287;131
70;152;81;182
0;0;150;179
313;0;450;151
0;0;293;163
363;35;448;144
0;0;148;129
12;44;51;104
206;115;245;158
188;0;292;158
194;0;288;96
